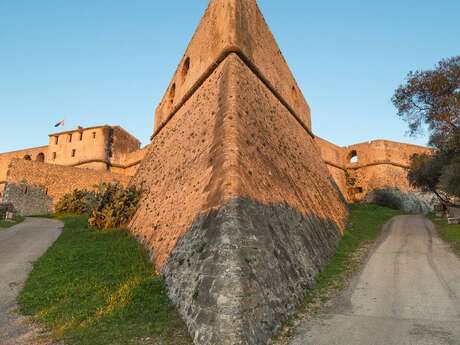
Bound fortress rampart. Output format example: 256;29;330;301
0;125;146;198
315;137;433;202
4;159;130;214
0;1;437;343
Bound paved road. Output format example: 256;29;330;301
289;215;460;345
0;218;63;345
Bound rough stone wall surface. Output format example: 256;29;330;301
314;138;433;202
3;182;53;216
0;146;49;184
130;52;348;345
344;140;431;168
109;126;141;162
153;0;311;132
5;159;130;206
110;145;148;176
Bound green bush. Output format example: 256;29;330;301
88;183;142;229
55;189;97;215
370;189;402;210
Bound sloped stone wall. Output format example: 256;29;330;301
5;159;130;207
3;182;53;216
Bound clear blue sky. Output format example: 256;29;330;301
1;0;459;152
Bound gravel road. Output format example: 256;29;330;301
289;215;460;345
0;217;63;345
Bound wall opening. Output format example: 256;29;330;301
348;150;358;164
71;149;76;157
36;153;45;162
182;57;190;80
93;132;96;139
169;83;176;105
52;152;57;160
79;132;83;141
68;134;73;143
23;155;31;161
54;136;59;145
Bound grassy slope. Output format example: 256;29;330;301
275;203;401;342
429;214;460;256
18;215;192;345
0;216;25;229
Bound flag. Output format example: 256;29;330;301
54;120;65;128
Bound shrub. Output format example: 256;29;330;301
55;189;96;214
0;203;15;219
88;183;142;229
370;189;402;211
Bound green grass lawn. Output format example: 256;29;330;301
0;216;25;229
18;214;192;345
429;214;460;257
275;203;402;342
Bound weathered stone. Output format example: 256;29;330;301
3;159;130;209
315;137;433;202
3;182;52;216
129;2;348;343
163;197;341;345
363;188;437;214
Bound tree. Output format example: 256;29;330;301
392;56;460;150
440;155;460;199
394;56;460;204
408;153;450;203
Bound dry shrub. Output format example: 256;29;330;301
55;190;96;215
88;183;142;229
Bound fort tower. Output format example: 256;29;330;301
129;1;348;344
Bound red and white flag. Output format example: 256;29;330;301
54;120;65;128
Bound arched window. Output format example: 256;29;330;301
169;83;176;105
182;57;190;80
36;153;45;162
348;150;358;164
23;155;31;161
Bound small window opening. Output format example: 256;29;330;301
54;136;59;145
182;57;190;80
348;150;358;164
169;83;176;105
92;132;96;139
52;152;57;160
24;155;31;161
79;132;83;141
68;134;72;143
71;149;76;157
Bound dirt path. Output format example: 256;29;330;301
0;217;63;345
288;215;460;345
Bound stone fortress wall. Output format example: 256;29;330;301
4;159;130;215
0;125;148;199
0;1;436;344
315;137;432;202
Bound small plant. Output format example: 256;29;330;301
88;183;142;229
55;189;97;214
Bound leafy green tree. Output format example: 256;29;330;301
394;56;460;203
440;156;460;199
408;153;450;202
392;56;460;150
